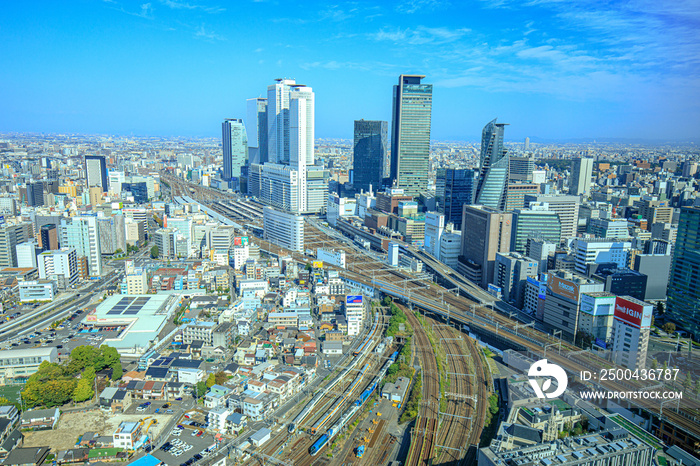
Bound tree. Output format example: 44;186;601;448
650;359;658;370
214;372;228;385
206;373;215;389
150;245;159;259
69;346;98;374
195;381;207;398
112;362;123;380
657;302;665;315
73;378;94;402
83;366;96;384
114;248;123;255
663;322;676;334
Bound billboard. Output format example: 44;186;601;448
234;236;242;246
595;338;607;349
487;284;502;297
241;236;249;246
548;275;579;302
312;261;324;269
346;295;363;305
614;296;652;329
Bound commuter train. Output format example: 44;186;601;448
288;319;379;434
353;313;380;356
309;351;398;456
310;363;370;434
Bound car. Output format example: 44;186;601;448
184;414;190;419
163;403;170;408
193;454;202;460
144;402;151;406
177;425;184;430
191;430;198;437
183;444;192;451
175;397;183;401
166;409;174;414
196;430;203;437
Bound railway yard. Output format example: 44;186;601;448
168;177;700;464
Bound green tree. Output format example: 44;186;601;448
68;346;98;373
150;245;159;259
73;378;94;402
112;362;123;380
488;393;499;415
206;373;215;388
663;322;676;334
214;372;228;385
195;381;207;398
650;359;658;370
83;366;96;384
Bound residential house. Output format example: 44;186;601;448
19;408;59;431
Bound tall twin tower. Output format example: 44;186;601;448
353;75;434;197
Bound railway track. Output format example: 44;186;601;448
404;308;440;466
173;179;700;445
431;322;483;465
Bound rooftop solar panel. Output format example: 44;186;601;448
123;310;140;315
107;310;122;315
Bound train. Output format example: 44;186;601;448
353;313;380;356
309;351;399;456
310;364;370;434
356;352;397;406
288;334;377;434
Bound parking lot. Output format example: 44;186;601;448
151;420;219;466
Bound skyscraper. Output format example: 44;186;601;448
390;75;432;196
510;205;561;254
246;97;268;165
222;118;248;183
438;168;476;230
85;155;108;192
667;207;700;337
570;157;594;196
475;119;509;210
267;78;296;165
353;120;388;193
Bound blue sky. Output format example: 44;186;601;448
1;0;698;141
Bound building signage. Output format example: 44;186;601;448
614;296;652;329
346;295;363;304
549;276;579;302
312;261;324;269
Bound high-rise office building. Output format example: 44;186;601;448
353;120;388;193
390;75;432;196
494;252;539;309
222;118;248;183
475;119;509;210
267;78;296;165
667;207;700;337
524;194;580;241
246;97;268;165
511;204;561;254
458;205;512;289
439;169;476;230
509;156;534;182
38;248;79;290
27;182;44;207
569;157;594;196
16;240;40;268
85;155;108;192
60;216;102;277
40;224;58;251
424;212;445;260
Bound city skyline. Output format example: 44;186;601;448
1;1;699;141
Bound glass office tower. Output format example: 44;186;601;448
353;120;388;193
667;206;700;337
390;75;433;197
475;119;509;210
439;168;476;230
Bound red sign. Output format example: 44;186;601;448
234;236;242;246
614;296;651;329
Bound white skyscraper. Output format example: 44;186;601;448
60;216;102;277
267;78;296;165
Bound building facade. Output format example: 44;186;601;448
353;120;388;193
475;119;509;210
390;75;432;196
